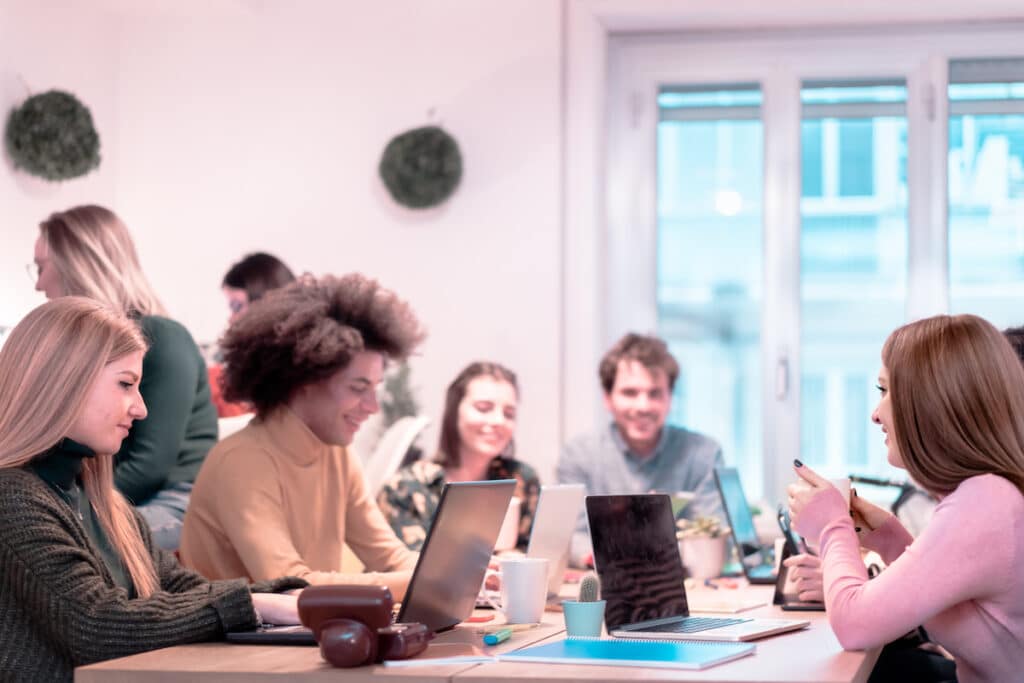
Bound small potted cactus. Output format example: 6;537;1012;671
561;572;605;637
676;516;731;580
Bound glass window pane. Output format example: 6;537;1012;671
800;81;908;479
656;85;764;498
948;60;1024;328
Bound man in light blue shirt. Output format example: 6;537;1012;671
557;333;725;566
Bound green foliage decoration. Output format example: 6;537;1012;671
378;125;462;209
675;516;730;539
380;361;419;429
5;90;101;181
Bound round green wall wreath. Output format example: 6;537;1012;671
5;90;101;181
378;125;462;209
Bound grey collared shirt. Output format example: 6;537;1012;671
556;422;725;566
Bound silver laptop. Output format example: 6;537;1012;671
227;479;515;644
587;494;809;642
526;484;586;599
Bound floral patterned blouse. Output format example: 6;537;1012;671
376;456;541;552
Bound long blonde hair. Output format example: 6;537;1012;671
40;205;167;317
883;314;1024;497
0;297;159;596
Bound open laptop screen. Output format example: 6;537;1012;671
586;494;688;631
714;467;760;551
398;479;515;632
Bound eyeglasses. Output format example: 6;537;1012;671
25;262;40;283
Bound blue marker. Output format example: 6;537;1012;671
483;627;513;645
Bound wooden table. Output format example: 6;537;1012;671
76;587;879;683
458;587;879;683
74;612;563;683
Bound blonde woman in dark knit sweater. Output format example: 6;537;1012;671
0;298;305;683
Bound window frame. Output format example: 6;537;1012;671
607;24;1024;502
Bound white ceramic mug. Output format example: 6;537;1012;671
485;557;548;624
831;477;852;507
793;477;851;506
493;496;522;552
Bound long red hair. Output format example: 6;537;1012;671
883;314;1024;497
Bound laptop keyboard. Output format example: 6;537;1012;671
642;616;752;634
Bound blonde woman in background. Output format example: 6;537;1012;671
30;205;217;550
0;298;303;683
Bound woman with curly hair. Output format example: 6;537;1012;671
180;274;427;600
377;362;540;552
789;314;1024;683
31;205;217;551
0;298;303;683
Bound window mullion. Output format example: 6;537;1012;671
761;69;802;506
906;56;950;322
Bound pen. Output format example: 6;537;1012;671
703;578;719;590
483;627;513;645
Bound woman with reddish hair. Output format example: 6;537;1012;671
789;314;1024;683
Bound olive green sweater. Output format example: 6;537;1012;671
114;315;218;504
0;462;305;682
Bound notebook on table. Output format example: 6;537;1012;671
586;493;809;642
498;637;755;670
714;467;777;585
227;479;516;644
526;483;586;600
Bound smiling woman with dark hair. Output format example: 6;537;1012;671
180;274;427;601
377;361;540;552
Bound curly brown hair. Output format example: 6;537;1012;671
598;333;680;393
220;274;426;415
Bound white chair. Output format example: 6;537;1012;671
362;415;430;496
217;412;254;441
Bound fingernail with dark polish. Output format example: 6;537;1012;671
794;459;803;468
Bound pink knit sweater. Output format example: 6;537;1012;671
795;474;1024;683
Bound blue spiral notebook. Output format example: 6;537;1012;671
498;637;755;670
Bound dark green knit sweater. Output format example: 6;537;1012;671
114;315;218;504
0;465;305;682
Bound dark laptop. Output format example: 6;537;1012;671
587;494;808;641
714;467;776;585
227;479;516;644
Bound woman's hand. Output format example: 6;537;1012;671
849;488;895;534
786;461;848;542
782;553;824;602
252;592;300;625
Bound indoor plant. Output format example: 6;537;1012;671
676;516;730;580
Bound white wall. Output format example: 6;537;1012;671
0;0;121;327
109;0;564;479
5;0;1024;484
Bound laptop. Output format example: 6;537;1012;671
227;479;516;644
526;484;586;601
398;479;515;630
587;494;809;642
714;467;776;585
